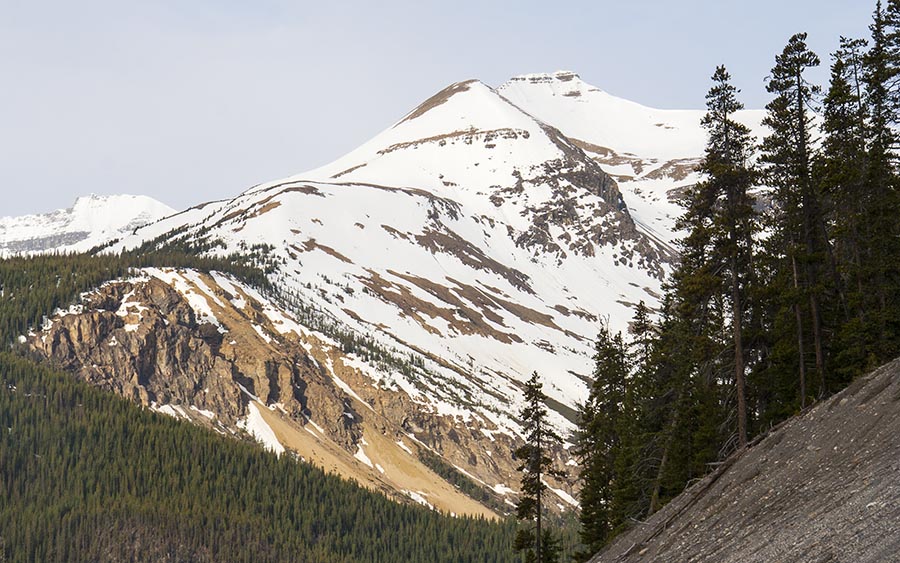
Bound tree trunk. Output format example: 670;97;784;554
791;251;807;408
795;64;826;402
649;387;685;514
649;447;668;515
536;415;542;563
732;253;747;448
809;291;826;397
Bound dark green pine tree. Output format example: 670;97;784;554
630;301;655;371
513;371;565;563
573;325;630;560
634;296;688;516
607;66;759;523
760;32;826;409
698;65;759;447
818;36;872;385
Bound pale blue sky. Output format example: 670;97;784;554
1;0;873;216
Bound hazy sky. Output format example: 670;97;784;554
1;0;873;217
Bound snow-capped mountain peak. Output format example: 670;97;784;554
502;70;600;97
103;73;678;447
257;78;600;204
0;194;175;256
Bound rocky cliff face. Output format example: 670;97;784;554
30;274;356;446
589;358;900;563
28;268;575;516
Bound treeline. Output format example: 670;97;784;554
574;1;900;556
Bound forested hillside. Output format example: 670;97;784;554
0;254;520;562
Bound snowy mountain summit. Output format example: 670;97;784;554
111;72;715;437
0;194;175;256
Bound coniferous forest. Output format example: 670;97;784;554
573;0;900;555
0;352;519;562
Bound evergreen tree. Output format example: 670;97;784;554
819;36;872;384
630;301;655;370
699;65;759;447
760;32;825;408
572;68;760;542
858;0;900;365
573;326;629;559
513;372;564;563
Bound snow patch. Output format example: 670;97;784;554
326;358;375;412
545;482;578;507
237;402;285;456
190;405;216;419
493;483;516;496
354;442;374;469
151;402;190;421
145;268;226;332
403;490;434;509
252;324;272;344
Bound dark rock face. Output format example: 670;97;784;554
28;277;361;450
590;358;900;563
484;123;675;277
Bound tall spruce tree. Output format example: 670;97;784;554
698;65;759;447
859;0;900;364
630;301;655;370
760;32;825;408
574;325;630;560
514;372;564;563
637;297;687;516
819;36;872;384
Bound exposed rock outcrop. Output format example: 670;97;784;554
30;276;361;449
27;269;575;517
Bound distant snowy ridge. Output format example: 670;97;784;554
0;194;175;256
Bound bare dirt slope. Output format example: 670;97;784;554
591;358;900;563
